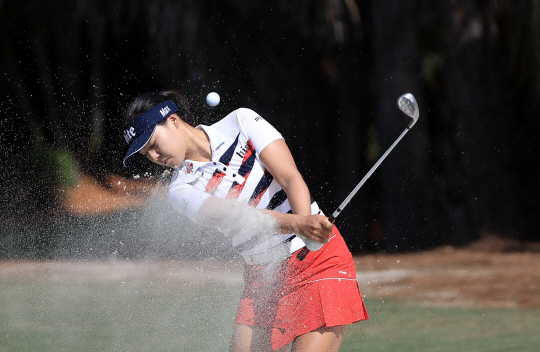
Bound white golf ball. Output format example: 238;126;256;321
206;92;220;107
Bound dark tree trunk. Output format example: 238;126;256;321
438;0;517;242
2;0;539;252
371;0;433;251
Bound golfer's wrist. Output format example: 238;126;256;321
277;213;304;235
292;215;311;237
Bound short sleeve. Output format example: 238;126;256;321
235;108;283;154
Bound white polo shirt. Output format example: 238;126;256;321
168;108;320;255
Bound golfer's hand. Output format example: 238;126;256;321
297;214;333;244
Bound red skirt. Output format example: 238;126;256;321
235;226;369;350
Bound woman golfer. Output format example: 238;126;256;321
122;90;368;352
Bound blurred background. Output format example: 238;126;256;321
1;0;539;258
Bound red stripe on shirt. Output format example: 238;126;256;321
206;171;226;194
248;188;267;208
226;141;256;200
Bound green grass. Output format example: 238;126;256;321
341;299;540;352
1;267;539;352
0;273;242;352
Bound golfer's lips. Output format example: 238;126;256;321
161;157;170;166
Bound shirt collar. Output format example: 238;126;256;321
196;124;227;160
178;124;226;171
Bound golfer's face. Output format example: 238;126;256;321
140;117;186;168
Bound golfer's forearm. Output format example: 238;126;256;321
196;193;325;242
197;196;278;235
261;210;330;244
280;173;312;217
259;209;302;234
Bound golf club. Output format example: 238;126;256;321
297;93;419;260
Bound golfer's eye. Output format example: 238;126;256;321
143;142;156;156
140;146;150;156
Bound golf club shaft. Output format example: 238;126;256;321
328;126;411;223
297;126;412;261
298;93;418;261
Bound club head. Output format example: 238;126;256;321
397;93;419;128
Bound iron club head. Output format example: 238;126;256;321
397;93;419;128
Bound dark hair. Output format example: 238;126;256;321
123;90;196;126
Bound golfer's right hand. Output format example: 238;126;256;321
296;214;333;245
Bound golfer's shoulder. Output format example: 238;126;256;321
217;108;260;125
212;108;262;137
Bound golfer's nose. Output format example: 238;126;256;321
147;150;159;162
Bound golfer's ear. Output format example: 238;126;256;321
169;113;181;127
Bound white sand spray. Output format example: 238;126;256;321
138;178;234;259
138;172;290;350
196;196;280;249
139;172;281;259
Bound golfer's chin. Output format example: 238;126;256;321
152;158;176;169
167;159;182;169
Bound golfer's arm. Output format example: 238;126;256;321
258;139;312;217
196;139;329;241
258;140;331;244
196;194;305;235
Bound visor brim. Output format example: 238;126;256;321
122;125;157;167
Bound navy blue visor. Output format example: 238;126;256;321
122;99;179;167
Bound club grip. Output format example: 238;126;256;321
328;215;335;223
296;247;310;261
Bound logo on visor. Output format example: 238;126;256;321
160;106;171;117
123;127;136;143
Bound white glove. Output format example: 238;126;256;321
296;234;324;251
